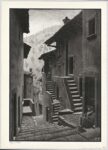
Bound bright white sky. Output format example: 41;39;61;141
24;9;81;37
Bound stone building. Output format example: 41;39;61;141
24;71;33;99
9;9;29;140
82;9;101;127
39;10;101;127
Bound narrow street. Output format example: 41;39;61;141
16;114;100;141
9;9;101;143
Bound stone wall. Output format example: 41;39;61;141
82;10;101;127
68;31;83;83
24;74;33;99
9;10;24;140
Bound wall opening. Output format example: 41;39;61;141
39;104;42;114
69;56;74;74
85;77;95;112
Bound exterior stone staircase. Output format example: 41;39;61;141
65;76;83;114
52;100;61;123
46;74;61;123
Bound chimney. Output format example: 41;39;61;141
63;16;70;24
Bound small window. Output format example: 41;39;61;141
88;18;95;36
87;17;97;40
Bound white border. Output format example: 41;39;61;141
0;1;108;149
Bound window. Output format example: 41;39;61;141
87;17;96;39
69;56;74;74
89;18;95;35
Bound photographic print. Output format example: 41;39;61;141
9;8;101;142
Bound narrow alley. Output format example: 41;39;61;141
9;9;101;142
15;112;100;141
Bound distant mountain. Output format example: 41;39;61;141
24;25;61;87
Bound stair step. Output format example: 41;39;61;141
67;80;75;83
48;90;54;92
72;95;80;98
53;104;60;107
51;94;56;96
53;118;58;121
52;115;58;118
73;103;82;108
73;99;81;103
52;95;56;97
53;107;60;110
74;106;83;111
53;109;59;111
68;83;77;86
67;77;74;80
53;112;59;115
73;103;82;107
52;118;58;121
70;91;78;94
53;109;60;112
52;97;56;99
69;87;77;90
73;112;82;114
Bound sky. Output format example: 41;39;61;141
24;9;81;37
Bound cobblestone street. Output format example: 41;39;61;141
16;115;101;141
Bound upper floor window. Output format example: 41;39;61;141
89;18;95;35
87;17;96;40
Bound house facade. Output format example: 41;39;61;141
9;9;29;140
40;10;101;127
82;9;101;127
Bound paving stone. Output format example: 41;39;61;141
16;115;100;142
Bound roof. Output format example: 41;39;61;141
45;11;82;45
12;9;29;33
39;49;56;60
24;43;31;58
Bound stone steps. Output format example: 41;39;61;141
66;77;82;114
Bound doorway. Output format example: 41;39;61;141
69;56;74;74
85;77;95;112
39;104;42;114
